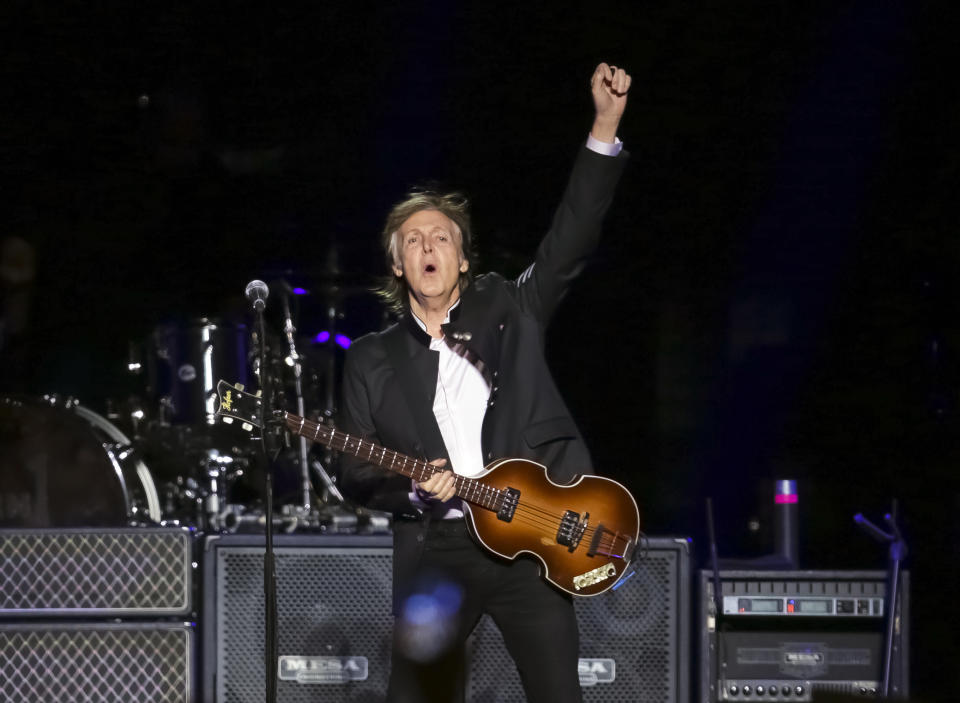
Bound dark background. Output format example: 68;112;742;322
2;1;957;699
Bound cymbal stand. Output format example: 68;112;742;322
316;292;345;502
278;283;314;511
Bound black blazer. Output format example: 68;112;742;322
338;143;628;605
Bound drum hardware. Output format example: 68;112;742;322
202;448;245;532
217;503;262;533
277;280;315;511
0;395;161;526
216;504;315;534
104;396;148;441
157;475;203;528
309;457;344;503
147;318;251;427
215;503;374;535
128;417;256;531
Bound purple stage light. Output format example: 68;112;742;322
293;287;307;295
313;331;352;348
612;570;636;590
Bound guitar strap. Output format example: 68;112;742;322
380;320;450;471
381;322;457;525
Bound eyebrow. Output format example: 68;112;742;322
404;226;450;237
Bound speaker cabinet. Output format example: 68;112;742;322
0;622;195;702
203;534;690;702
0;528;193;617
697;570;910;702
201;534;394;703
466;536;692;703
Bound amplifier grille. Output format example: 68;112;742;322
467;536;691;703
0;623;193;703
205;537;394;703
0;528;191;616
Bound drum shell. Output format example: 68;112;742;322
148;320;250;426
0;397;160;527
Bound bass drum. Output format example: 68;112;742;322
0;396;161;527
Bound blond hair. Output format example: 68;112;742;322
377;190;475;312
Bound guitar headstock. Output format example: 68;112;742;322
215;380;263;430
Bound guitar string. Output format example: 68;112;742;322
487;497;632;557
507;499;618;545
504;509;625;558
291;416;631;555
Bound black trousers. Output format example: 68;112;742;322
387;519;582;703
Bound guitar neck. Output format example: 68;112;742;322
282;412;504;511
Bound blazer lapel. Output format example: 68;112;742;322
381;319;447;462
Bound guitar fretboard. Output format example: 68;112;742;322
283;412;506;512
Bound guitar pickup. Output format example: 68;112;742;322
557;510;588;551
497;488;520;522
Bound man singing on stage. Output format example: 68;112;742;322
338;62;631;703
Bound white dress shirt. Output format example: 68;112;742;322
410;134;622;516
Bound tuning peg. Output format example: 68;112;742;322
222;417;234;424
255;390;262;398
242;423;253;432
235;383;245;391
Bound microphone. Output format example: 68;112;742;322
245;279;269;312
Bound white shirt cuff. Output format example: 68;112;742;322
586;134;623;156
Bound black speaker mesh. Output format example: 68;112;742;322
207;536;394;703
466;536;690;703
0;623;193;703
0;528;191;616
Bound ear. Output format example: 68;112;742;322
393;264;404;278
459;259;469;273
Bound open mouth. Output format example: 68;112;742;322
424;264;437;273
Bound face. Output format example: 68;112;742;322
394;209;469;307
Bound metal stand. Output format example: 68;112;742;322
854;502;908;699
278;283;313;511
277;280;344;511
245;280;279;703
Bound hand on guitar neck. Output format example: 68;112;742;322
416;460;456;503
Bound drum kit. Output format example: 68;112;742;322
0;280;384;535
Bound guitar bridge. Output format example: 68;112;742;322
557;510;589;551
497;487;520;522
587;524;636;560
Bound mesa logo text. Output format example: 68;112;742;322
578;658;616;686
277;656;369;684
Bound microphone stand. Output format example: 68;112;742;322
854;501;908;698
247;281;279;703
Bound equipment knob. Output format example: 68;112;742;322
729;685;739;696
782;685;791;696
769;686;778;696
757;686;765;695
794;686;804;696
743;685;752;695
